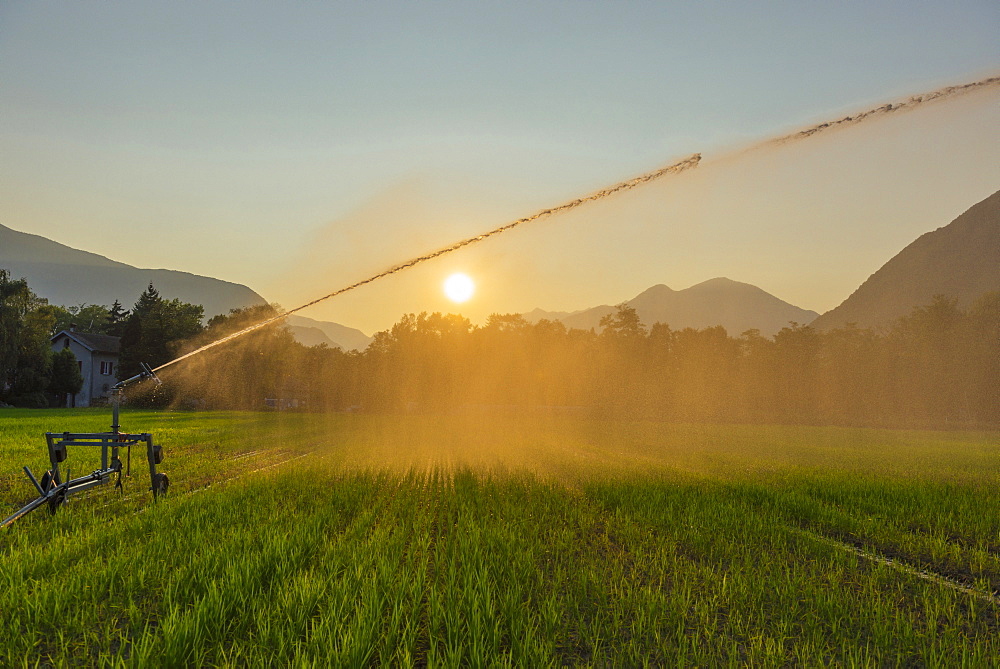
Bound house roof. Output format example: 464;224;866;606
51;330;121;354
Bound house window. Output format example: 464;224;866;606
63;338;70;349
100;361;114;376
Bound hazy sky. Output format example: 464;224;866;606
1;2;998;334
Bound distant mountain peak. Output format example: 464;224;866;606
633;284;676;299
689;277;756;291
525;279;818;337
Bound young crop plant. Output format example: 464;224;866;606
1;411;998;665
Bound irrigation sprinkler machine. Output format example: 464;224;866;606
2;363;169;528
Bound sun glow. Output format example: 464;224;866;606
444;273;475;303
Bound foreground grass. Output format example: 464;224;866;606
1;409;998;666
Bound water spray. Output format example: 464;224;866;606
154;153;702;373
764;76;999;147
1;363;169;528
153;75;999;374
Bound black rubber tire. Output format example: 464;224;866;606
153;473;169;496
47;488;67;516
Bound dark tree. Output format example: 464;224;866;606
49;347;84;407
0;269;55;406
0;269;28;390
108;300;129;337
118;283;204;380
599;303;646;341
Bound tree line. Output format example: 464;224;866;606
172;291;999;429
3;267;997;428
0;271;201;407
1;269;85;407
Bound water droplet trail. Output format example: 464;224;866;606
153;75;999;374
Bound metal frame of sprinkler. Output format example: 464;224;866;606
1;363;168;528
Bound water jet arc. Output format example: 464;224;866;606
154;153;701;372
153;74;1000;373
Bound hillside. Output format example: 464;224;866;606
285;315;373;352
0;224;266;319
0;224;377;349
811;189;1000;330
525;278;818;337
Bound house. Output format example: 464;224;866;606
50;330;121;407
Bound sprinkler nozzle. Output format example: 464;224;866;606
113;362;161;390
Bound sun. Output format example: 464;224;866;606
443;273;475;303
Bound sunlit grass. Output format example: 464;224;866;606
1;409;998;665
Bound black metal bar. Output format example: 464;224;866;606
145;436;159;498
64;468;115;490
45;433;146;442
67;480;106;495
23;466;44;496
45;433;61;486
1;495;50;528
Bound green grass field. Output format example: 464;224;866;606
1;408;998;666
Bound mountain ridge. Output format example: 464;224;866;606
0;223;374;350
285;314;372;352
0;223;267;320
810;189;1000;330
525;277;819;337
